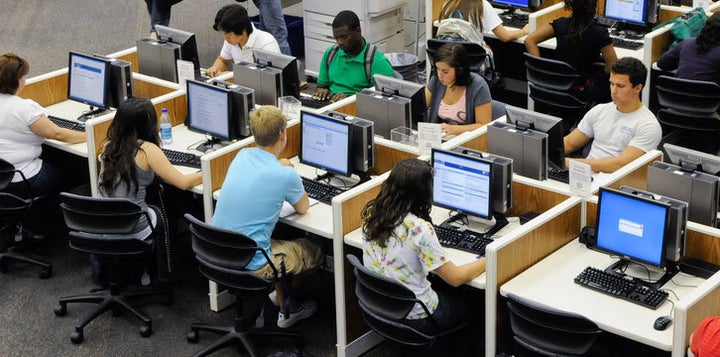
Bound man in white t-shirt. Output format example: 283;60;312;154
206;4;280;77
564;57;661;173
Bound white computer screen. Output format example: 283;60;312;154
604;0;646;24
187;81;230;139
300;112;351;176
68;52;107;108
433;149;493;220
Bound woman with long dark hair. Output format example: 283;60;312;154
658;12;720;86
361;159;485;345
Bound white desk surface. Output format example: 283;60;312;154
500;239;705;351
345;206;521;290
43;100;109;158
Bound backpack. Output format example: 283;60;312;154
653;7;708;48
326;44;377;84
435;10;499;84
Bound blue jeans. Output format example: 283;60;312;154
252;0;291;55
144;0;180;32
5;161;64;232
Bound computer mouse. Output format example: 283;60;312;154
653;316;672;331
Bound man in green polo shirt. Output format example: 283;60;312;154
312;10;394;102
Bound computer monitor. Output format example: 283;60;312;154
186;79;254;151
488;0;541;12
647;144;720;227
232;49;300;106
505;105;565;171
432;148;494;222
68;51;110;111
487;121;548;180
451;147;513;215
602;0;660;32
299;111;353;178
148;25;201;81
355;75;427;139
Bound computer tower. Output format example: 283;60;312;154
647;161;719;227
136;38;181;82
356;89;411;139
233;62;282;106
108;59;133;108
452;147;513;214
322;110;375;173
619;186;688;264
487;122;547;181
210;79;255;138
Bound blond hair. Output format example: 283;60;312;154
249;106;287;147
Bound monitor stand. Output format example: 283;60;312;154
605;259;679;290
77;106;110;122
444;212;509;239
196;139;231;153
314;172;371;188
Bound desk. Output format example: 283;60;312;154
500;238;705;352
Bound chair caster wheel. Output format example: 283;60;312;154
54;304;67;317
139;324;153;337
186;329;199;343
39;268;52;279
71;330;84;344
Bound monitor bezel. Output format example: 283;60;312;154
432;148;495;221
664;143;720;176
154;24;201;76
185;79;236;141
505;105;565;170
67;51;110;109
594;187;672;268
299;110;353;177
602;0;657;27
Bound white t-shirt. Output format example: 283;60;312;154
577;102;661;160
0;94;45;182
480;1;503;33
219;24;281;64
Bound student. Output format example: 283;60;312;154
206;4;281;77
144;0;183;38
439;0;529;42
657;12;720;86
250;0;291;56
212;106;323;329
312;10;394;102
525;0;618;102
425;43;493;136
361;158;485;353
564;57;661;173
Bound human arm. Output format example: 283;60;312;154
434;257;486;287
492;23;530;42
141;142;202;189
563;128;592;156
279;158;310;214
656;42;681;71
600;44;618;73
567;145;645;173
524;24;554;56
206;56;231;77
440;101;492;135
29;115;86;144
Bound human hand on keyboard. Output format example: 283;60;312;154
313;87;331;101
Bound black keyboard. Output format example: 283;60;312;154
48;115;85;132
612;37;644;50
547;167;570;184
434;225;493;256
501;14;529;28
162;148;201;169
301;176;344;204
298;96;332;109
574;266;669;310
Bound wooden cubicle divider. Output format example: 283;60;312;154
21;72;69;107
507;181;571;217
685;229;720;265
680;278;720;354
368;145;419;175
134;75;178;100
152;93;187;127
606;153;662;191
114;51;140;73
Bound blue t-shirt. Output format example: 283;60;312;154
211;148;305;270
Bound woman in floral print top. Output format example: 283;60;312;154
361;158;486;336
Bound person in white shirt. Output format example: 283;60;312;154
439;0;529;42
206;4;281;77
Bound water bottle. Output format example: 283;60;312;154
159;108;173;145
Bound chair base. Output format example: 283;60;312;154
54;284;172;344
0;249;52;279
187;322;303;357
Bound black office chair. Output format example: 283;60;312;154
0;158;52;278
346;254;471;349
506;293;602;356
53;192;172;344
426;38;498;84
524;53;591;134
655;75;720;154
184;214;302;357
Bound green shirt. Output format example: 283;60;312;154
317;39;394;96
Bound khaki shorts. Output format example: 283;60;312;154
250;237;323;279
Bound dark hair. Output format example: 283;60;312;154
361;159;434;248
0;53;30;95
332;10;361;29
564;0;598;44
213;4;253;36
611;57;647;87
697;12;720;55
99;97;160;197
434;43;472;86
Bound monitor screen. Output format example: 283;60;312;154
186;80;234;140
373;74;427;129
488;0;540;11
432;148;494;221
603;0;658;27
155;25;201;77
68;51;109;109
300;111;352;177
664;143;720;175
253;48;300;99
595;187;670;267
506;105;564;170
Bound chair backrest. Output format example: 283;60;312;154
346;254;439;346
506;293;602;356
524;53;583;92
0;158;32;196
426;38;489;77
0;192;31;243
184;214;276;292
656;75;720;115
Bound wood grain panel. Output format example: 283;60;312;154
685;230;720;265
20;74;68;107
209;149;241;190
368;145;419;175
460;133;488;152
684;288;720;351
535;5;571;28
659;8;683;23
607;156;661;191
651;31;673;63
152;95;187;127
92;120;112;158
586;201;597;227
116;52;139;72
281;124;301;158
507;181;570;216
333;101;357;116
341;185;383;235
133;78;176;99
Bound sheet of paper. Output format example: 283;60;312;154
569;160;593;197
280;197;319;218
417;122;442;156
176;59;195;89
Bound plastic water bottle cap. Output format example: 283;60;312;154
162;108;168;113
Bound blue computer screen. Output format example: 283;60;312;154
300;111;351;177
490;0;531;9
596;188;669;266
432;149;493;220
